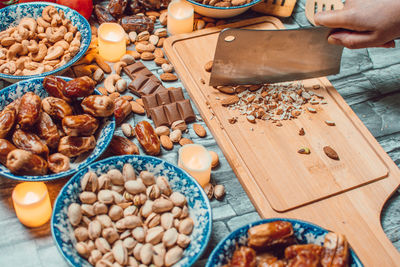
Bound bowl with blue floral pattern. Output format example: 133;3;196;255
51;155;212;267
206;218;363;267
0;76;115;181
0;2;91;83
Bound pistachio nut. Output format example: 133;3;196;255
82;215;92;226
123;205;138;217
132;227;146;243
141;200;154;218
122;163;136;182
122;237;137;250
165;246;183;267
81;204;95;217
214;184;226;200
81;171;98;192
133;193;147;206
173;219;180;229
96;214;113;228
144;212;160;228
139;171;155;186
125;179;146;195
87;240;95;252
170;192;187;207
112;240;128;265
98;174;111;190
111;184;125;194
178;217;194;235
108;169;124;185
128;256;139;267
102;227;119;244
88;220;102;240
117;202;132;209
102;251;114;262
93;202;108;215
119;230;132;240
152;198;173;213
98;190;114;204
171;207;182;219
169;129;182;143
140;243;153;265
161;212;174;230
163;227;178;248
111;190;124;204
156;176;172;196
80;191;97;204
89;249;102;265
177;234;191;248
76;241;90;258
146;184;161;200
68;203;82;226
116;215;141;230
171;120;187;132
180;205;189;219
95;237;111;254
74;226;89;242
133;243;143;261
152;243;166;266
145;226;164;245
155;126;170;136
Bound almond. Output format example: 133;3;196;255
160;135;173;150
135;43;155;53
221;95;239;106
157;37;165;47
204;60;213;72
136;98;144;107
141;52;155;61
155;57;169;66
121;95;133;101
130;101;145;114
323;146;339;160
160;73;178;82
193;124;206;137
154;48;164;58
179;138;193;146
217;86;235;94
98;87;108;95
126;50;141;60
145;11;160;17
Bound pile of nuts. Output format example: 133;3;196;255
68;165;194;266
0;5;81;76
0;76;114;175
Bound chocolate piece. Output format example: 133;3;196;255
140;79;160;95
154;85;167;94
149;75;161;83
137;68;154;77
169;87;185;102
123;62;146;80
129;75;149;92
150;106;169;127
176;99;195;122
142;94;158;117
164;103;182;125
156;90;171;106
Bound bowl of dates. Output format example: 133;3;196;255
0;2;91;83
185;0;262;18
206;218;363;267
51;154;212;267
0;76;115;181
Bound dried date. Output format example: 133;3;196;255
62;114;99;136
0;139;16;165
118;15;154;33
17;92;41;129
12;129;49;158
0;106;16;138
248;221;294;249
63;76;96;98
127;0;143;14
108;135;139;155
229;246;257;267
94;4;117;24
48;153;70;173
285;244;323;266
138;0;170;10
6;149;48;176
42;97;73;120
37;112;60;150
58;136;96;157
134;121;160;156
107;0;128;18
114;98;131;125
43;76;71;102
81;95;115;117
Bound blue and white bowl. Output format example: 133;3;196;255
0;2;91;83
51;155;212;267
185;0;262;18
206;218;363;267
0;77;115;181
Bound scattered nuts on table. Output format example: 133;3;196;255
213;184;225;200
323;146;340;160
209;151;219;168
297;147;311;155
193;123;207;137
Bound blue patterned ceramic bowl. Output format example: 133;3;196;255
206;218;363;267
185;0;261;18
0;2;91;83
0;77;115;181
52;155;212;267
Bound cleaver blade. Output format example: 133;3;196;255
209;27;344;86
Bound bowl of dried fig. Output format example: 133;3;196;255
51;155;212;267
185;0;262;18
206;218;363;267
0;76;115;181
0;2;91;83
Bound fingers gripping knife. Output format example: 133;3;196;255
209;27;344;86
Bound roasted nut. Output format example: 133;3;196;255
156;176;172;196
180;205;189;219
58;136;96;157
161;212;174;230
163;227;178;248
214;184;225;200
145;212;161;228
169;129;182;143
6;149;48;175
134;121;161;156
17;92;41;128
155;126;170;136
125;179;146;195
323;146;340;160
141;200;154;218
179;217;194;235
42;97;73;120
81;204;95;217
121;123;135;138
12;129;49;158
88;220;102;240
177;234;191;248
74;226;89;242
146;184;161;200
145;226;164;245
170;192;187;207
204;183;214;200
76;242;90;258
80;191;97;204
81;95;115;117
165;246;183;266
153;198;174;213
109;135;140;155
48;153;70;173
122;163;136;182
68;203;82;226
153;243;166;266
140;243;153;265
95;237;112;254
62;114;99;136
132;227;146;243
112;240;128;265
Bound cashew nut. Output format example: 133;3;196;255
54;53;71;69
46;26;67;43
67;24;77;34
42;6;58;22
1;37;15;47
44;45;64;60
37;17;50;28
19;18;37;35
27;40;39;53
36;26;44;34
115;79;127;93
64;32;73;43
104;74;121;94
54;40;69;50
7;43;23;60
15;69;22;76
0;61;16;74
113;61;127;75
44;65;53;72
13;26;29;42
0;48;7;59
20;40;29;55
121;54;135;65
25;61;41;70
31;43;47;62
93;68;104;82
51;13;62;27
16;56;30;70
22;65;45;76
42;59;60;67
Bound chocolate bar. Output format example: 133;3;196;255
164;102;181;125
142;94;158;117
156;90;171;105
150;106;169;127
169;87;185;102
176;99;196;122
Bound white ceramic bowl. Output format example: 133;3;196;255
185;0;262;18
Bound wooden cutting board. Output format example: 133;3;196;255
164;16;400;266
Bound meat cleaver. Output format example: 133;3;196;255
209;27;344;86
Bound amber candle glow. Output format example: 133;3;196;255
178;144;211;187
98;23;126;62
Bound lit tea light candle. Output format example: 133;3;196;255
178;144;211;187
167;0;194;35
98;23;126;62
12;182;52;228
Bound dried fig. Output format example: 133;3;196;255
134;121;160;156
58;136;96;157
6;149;48;175
12;129;49;158
64;76;96;98
17;92;41;129
81;95;115;117
62;114;99;136
42;97;73;120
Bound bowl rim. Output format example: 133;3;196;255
206;217;363;267
186;0;262;10
0;2;91;81
0;76;116;181
51;154;213;267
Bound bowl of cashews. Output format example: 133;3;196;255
0;2;91;83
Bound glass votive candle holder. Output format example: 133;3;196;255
167;0;194;35
12;182;52;228
98;22;126;62
178;144;211;188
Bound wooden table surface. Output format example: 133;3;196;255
1;1;400;266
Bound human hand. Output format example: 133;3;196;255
314;0;400;49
